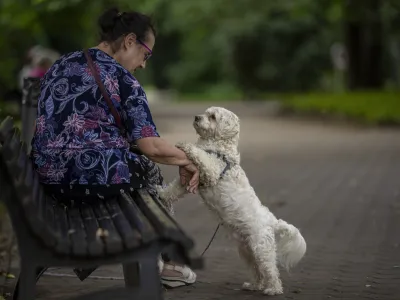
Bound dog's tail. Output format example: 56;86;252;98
274;219;306;271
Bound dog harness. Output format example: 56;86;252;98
204;149;234;179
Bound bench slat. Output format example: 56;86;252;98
118;192;157;244
15;146;28;183
92;200;123;254
23;162;34;194
52;199;72;254
68;206;88;256
9;143;60;248
80;202;105;256
22;196;58;248
2;129;20;162
136;190;194;249
36;187;46;224
22;167;57;248
24;165;42;213
0;117;14;143
104;197;141;250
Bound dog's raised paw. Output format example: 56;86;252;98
175;142;191;152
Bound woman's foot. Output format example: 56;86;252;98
161;262;197;288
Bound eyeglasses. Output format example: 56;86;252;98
118;16;153;62
137;39;152;61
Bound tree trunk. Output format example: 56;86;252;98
344;0;384;90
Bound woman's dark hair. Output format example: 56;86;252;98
98;7;156;48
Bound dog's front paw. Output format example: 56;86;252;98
176;142;199;161
175;141;192;153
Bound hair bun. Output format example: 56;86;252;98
97;8;156;46
98;7;120;37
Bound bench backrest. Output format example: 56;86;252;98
0;116;60;248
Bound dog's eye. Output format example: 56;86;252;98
210;114;216;120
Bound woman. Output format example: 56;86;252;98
30;7;198;288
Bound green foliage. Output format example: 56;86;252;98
281;92;400;125
0;101;19;121
177;84;242;102
0;0;399;97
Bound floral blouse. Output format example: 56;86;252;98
31;48;159;186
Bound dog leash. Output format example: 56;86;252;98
200;222;222;257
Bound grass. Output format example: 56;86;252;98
279;91;400;125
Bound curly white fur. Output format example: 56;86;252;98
157;106;306;295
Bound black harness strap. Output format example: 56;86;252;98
204;149;234;179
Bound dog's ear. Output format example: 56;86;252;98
217;113;240;140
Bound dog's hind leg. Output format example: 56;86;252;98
238;243;263;291
248;233;283;295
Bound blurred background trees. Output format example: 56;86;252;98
0;0;399;99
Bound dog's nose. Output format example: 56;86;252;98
195;115;201;122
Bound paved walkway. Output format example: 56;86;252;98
7;109;400;299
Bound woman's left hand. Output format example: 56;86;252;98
179;163;199;193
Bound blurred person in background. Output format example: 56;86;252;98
18;45;60;88
18;46;37;90
28;56;53;78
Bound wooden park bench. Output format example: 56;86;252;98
0;116;202;300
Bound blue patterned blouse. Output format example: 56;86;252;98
31;48;159;186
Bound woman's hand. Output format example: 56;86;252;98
136;137;199;192
179;163;199;193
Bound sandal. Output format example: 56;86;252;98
161;263;197;288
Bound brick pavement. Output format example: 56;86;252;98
6;117;400;300
162;119;400;300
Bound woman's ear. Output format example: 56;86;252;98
124;33;137;48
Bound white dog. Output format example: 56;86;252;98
157;107;306;295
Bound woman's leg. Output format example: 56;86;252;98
137;155;197;287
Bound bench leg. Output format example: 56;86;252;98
15;263;37;300
123;257;163;299
13;266;45;300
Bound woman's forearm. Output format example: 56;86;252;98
148;153;190;166
136;137;191;166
